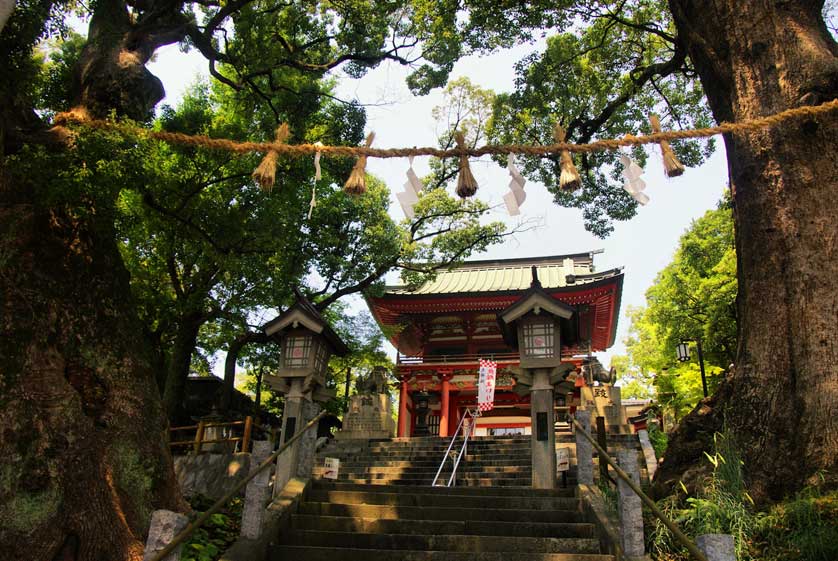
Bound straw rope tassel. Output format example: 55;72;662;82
649;114;685;178
455;131;478;198
252;123;291;192
554;124;581;192
344;132;375;195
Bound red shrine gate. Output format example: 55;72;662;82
365;253;624;437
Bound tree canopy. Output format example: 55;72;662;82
619;199;737;419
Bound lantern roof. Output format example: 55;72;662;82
262;289;349;356
498;266;576;324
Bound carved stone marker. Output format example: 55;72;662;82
336;368;396;439
144;510;189;561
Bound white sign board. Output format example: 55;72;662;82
323;457;340;480
556;448;570;472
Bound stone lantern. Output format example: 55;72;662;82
262;289;348;494
498;267;575;489
264;289;349;403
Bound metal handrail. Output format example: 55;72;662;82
447;411;477;487
569;415;708;561
431;408;479;487
148;410;328;561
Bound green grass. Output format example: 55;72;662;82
646;429;837;561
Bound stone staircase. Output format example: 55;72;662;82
268;436;615;561
312;435;537;487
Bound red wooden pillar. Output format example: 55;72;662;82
439;373;451;437
398;377;409;437
448;392;458;436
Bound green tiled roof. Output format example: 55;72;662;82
386;253;616;295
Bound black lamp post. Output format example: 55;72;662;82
676;339;708;398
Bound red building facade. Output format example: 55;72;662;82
366;253;624;437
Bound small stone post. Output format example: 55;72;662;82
575;409;594;485
143;509;189;561
636;429;658;480
240;440;273;539
697;534;735;561
616;449;644;558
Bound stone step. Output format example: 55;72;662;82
361;446;533;454
321;442;532;449
314;462;532;474
270;546;614;561
311;480;576;497
312;466;532;479
317;452;544;467
321;452;533;461
291;515;594;539
316;477;536;487
305;489;578;510
313;458;539;468
298;502;584;523
281;529;601;554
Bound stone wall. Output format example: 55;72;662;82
174;452;253;500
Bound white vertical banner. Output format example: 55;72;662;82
477;359;498;412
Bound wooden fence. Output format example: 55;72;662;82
169;416;275;454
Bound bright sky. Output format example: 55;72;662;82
145;39;728;370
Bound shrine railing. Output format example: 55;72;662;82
397;352;520;366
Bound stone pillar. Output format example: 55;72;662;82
617;449;644;558
240;441;273;539
575;409;594;485
439;374;450;437
697;534;735;561
530;370;556;489
199;410;230;453
274;380;322;497
143;510;189;561
398;378;409;437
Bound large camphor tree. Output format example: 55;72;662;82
0;0;836;559
480;0;837;500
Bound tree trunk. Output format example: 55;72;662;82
1;2;188;557
221;331;270;412
0;170;186;560
668;0;838;500
162;313;205;423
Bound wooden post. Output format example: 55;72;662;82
398;378;409;437
193;421;206;455
596;416;610;483
242;416;253;453
439;375;450;437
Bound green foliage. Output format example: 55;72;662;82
647;421;668;459
481;1;714;236
647;429;754;560
325;312;394;416
750;484;838;561
648;437;838;561
624;201;736;420
182;495;243;561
